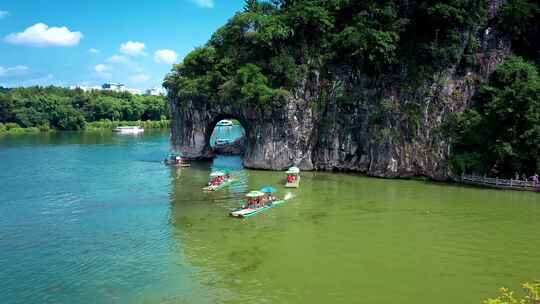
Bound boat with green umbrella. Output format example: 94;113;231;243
203;170;233;191
230;188;285;218
285;166;300;188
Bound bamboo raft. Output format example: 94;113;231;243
203;178;234;192
461;174;540;192
230;200;285;218
285;176;300;188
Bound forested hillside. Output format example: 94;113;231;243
165;0;540;178
0;86;169;133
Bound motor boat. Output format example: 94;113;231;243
113;126;144;134
216;120;234;127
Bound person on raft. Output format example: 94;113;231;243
265;193;276;204
246;198;259;209
287;174;296;183
210;175;224;186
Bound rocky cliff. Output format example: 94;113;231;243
168;0;511;180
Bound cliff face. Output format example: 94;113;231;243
169;1;509;180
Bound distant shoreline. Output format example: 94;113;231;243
0;119;170;136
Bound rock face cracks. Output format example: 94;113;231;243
170;67;507;182
169;1;509;181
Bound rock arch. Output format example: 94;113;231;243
206;115;247;156
170;99;315;170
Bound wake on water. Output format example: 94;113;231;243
284;193;294;201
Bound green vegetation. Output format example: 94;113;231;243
484;281;540;304
448;0;540;177
85;119;170;130
0;122;41;135
163;0;540;179
164;0;487;106
0;86;169;134
497;0;540;63
449;56;540;177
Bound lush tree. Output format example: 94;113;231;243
0;86;169;131
165;0;491;106
485;281;540;304
219;63;276;104
450;56;540;177
497;0;540;63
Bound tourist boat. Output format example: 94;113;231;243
230;187;285;218
164;153;190;167
285;166;301;188
215;138;234;146
203;171;233;191
113;126;144;134
216;120;234;127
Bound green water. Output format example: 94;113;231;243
0;131;539;303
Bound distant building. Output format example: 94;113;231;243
126;88;142;95
102;83;126;92
69;85;102;92
145;87;166;96
69;83;146;95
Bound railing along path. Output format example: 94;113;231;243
461;174;539;192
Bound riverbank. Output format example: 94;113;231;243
0;120;170;136
85;119;170;130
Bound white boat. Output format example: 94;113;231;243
215;138;233;146
113;126;144;134
216;120;234;127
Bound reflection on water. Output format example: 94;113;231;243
0;130;213;304
1;131;540;304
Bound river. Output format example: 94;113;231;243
0;130;538;304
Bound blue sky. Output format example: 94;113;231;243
0;0;244;89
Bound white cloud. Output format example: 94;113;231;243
190;0;214;8
88;48;100;53
106;54;145;75
94;64;109;73
0;10;8;19
106;54;129;63
0;65;63;88
105;54;143;73
22;74;59;87
154;49;178;65
120;41;146;56
131;74;150;83
0;65;30;77
5;23;83;47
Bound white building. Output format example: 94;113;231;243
145;87;166;96
69;85;102;92
69;83;146;95
102;83;126;92
126;88;142;95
